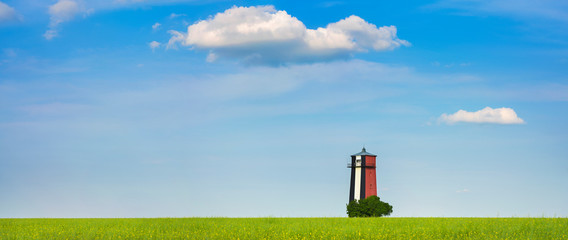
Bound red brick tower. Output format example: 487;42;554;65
348;147;377;202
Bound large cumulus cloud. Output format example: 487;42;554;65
168;5;410;65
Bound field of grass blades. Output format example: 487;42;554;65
1;217;567;239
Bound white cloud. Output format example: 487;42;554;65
439;107;525;125
456;189;470;193
205;52;217;62
43;30;58;40
152;22;161;30
149;41;160;51
44;0;92;40
0;1;17;22
48;0;80;27
168;5;409;65
169;13;186;19
166;30;184;50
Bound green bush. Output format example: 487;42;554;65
347;195;393;217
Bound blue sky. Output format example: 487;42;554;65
1;0;567;218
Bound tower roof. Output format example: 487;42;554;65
351;147;377;157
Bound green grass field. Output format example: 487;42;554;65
1;217;567;239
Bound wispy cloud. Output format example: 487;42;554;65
168;13;186;19
439;107;525;125
0;1;18;22
149;41;160;51
113;0;145;4
41;0;170;39
48;0;80;27
2;60;413;128
44;0;92;40
456;188;470;193
429;0;568;23
152;22;161;31
168;5;410;65
43;30;58;40
319;1;345;8
20;102;90;115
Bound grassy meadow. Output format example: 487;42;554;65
1;217;567;239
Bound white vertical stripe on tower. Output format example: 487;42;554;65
354;155;362;201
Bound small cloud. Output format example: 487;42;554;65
45;0;92;40
152;22;161;30
149;41;160;51
439;107;525;125
456;188;470;193
43;30;58;40
48;0;80;28
206;52;217;62
3;48;17;58
320;1;345;8
169;13;186;19
0;1;19;23
431;61;441;67
114;0;145;4
166;30;184;50
168;5;409;65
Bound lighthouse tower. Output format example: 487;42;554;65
348;147;378;203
